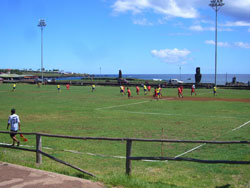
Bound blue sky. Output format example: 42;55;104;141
0;0;250;74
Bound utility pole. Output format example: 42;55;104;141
209;0;224;86
38;19;46;83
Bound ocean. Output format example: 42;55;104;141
56;74;250;85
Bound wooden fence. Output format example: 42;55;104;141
0;131;250;177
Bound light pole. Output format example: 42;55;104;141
38;19;46;83
179;66;181;81
209;0;224;86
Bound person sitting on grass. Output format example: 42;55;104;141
7;108;21;147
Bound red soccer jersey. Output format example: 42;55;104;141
147;86;151;91
127;89;131;97
178;87;182;93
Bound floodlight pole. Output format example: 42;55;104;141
179;66;181;81
38;19;46;83
209;0;224;86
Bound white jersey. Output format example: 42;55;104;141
192;84;195;89
8;114;20;131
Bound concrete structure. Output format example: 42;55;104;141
0;162;104;188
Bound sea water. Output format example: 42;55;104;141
56;74;250;85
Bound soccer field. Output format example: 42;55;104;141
0;83;250;188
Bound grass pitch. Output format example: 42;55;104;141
0;83;250;188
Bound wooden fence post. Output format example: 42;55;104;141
126;140;132;176
36;134;42;164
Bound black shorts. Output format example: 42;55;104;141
10;131;18;137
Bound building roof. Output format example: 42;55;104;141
0;74;35;78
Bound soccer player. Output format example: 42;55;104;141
127;87;131;98
92;84;95;92
213;86;217;96
178;86;183;98
120;85;124;95
7;109;21;146
157;86;162;98
143;84;147;95
191;84;196;96
66;84;70;90
12;83;16;92
153;87;159;100
136;86;140;95
158;85;162;98
57;84;61;92
147;85;151;93
180;85;184;93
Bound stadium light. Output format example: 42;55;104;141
38;19;46;83
209;0;224;86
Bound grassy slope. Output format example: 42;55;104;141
0;83;249;188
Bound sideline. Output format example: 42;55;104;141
95;101;150;110
172;120;250;158
232;121;250;131
117;110;246;119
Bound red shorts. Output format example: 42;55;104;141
191;89;195;92
128;92;131;97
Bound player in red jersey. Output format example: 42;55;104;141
66;84;70;90
147;85;151;93
127;87;131;98
136;86;140;95
178;86;183;98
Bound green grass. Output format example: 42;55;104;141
0;83;249;188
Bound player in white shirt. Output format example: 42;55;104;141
191;84;197;96
7;109;21;146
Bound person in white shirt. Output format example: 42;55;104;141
191;84;197;96
7;109;21;146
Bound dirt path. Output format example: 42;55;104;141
135;96;250;103
0;162;105;188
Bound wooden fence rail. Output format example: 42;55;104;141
0;131;250;176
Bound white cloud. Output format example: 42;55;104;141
111;0;250;21
205;40;250;49
205;40;231;47
151;48;191;64
189;25;232;32
133;18;153;26
220;21;250;27
234;42;250;49
189;25;214;31
112;0;198;18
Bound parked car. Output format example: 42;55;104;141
169;79;183;84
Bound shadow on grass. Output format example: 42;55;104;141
215;184;231;188
74;172;92;180
100;174;183;188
